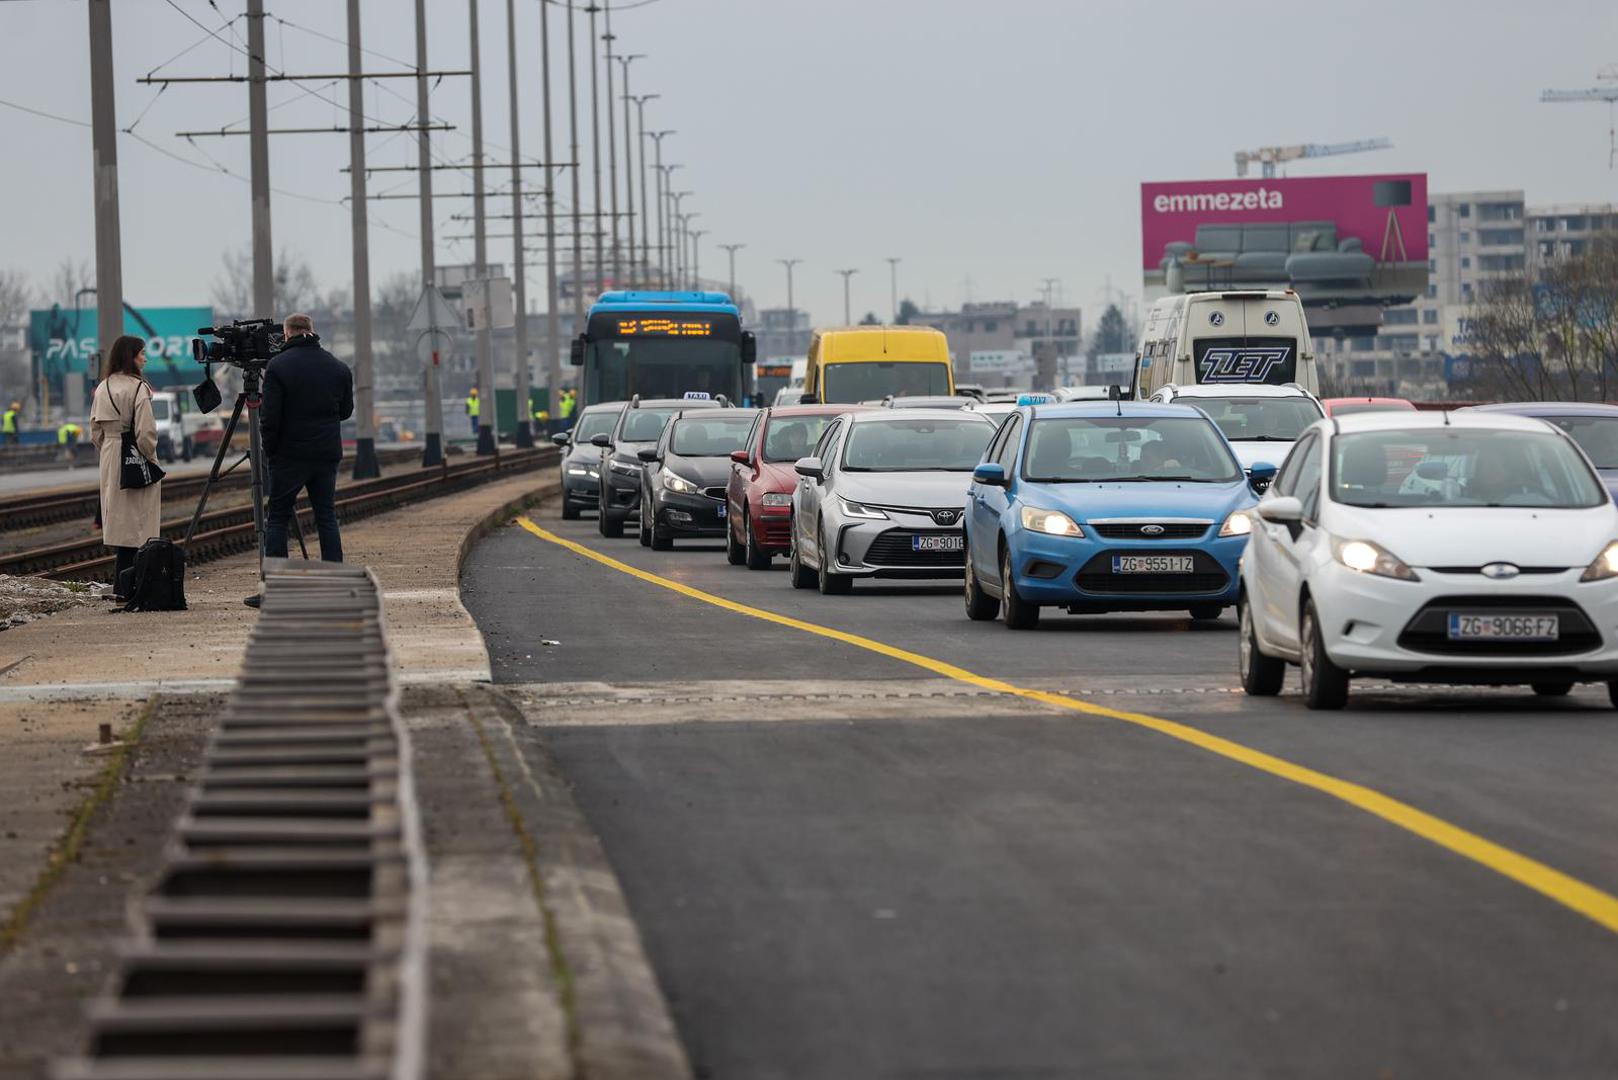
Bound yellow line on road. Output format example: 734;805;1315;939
517;515;1618;937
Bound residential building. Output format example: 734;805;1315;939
1528;204;1618;266
906;300;1082;384
755;307;811;360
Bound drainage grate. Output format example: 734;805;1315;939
57;559;426;1080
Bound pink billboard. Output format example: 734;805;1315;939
1141;173;1428;307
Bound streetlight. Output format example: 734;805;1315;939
613;53;644;287
719;242;745;300
648;135;675;285
777;258;801;355
681;213;702;288
835;268;859;325
885;256;902;323
627;93;659;287
669;191;694;286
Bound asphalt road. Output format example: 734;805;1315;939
462;505;1618;1079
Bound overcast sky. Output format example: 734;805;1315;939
2;0;1615;331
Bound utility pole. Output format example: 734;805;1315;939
586;3;603;296
413;0;445;468
506;0;533;447
1040;276;1060;385
885;256;901;323
617;54;644;287
689;228;708;291
777;257;800;354
719;243;744;300
87;0;123;372
347;0;380;479
836;268;859;325
470;0;496;456
539;0;562;413
247;0;272;315
566;0;585;321
633;99;659;289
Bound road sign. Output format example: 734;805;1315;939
969;350;1028;372
462;277;514;331
406;284;464;334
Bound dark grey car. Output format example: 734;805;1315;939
551;402;625;519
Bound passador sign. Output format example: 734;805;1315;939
29;305;213;383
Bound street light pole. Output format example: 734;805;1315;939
86;0;124;373
688;228;708;291
669;190;693;286
414;0;444;467
468;0;495;456
539;0;562;414
633;100;660;288
836;268;859;325
505;0;533;448
885;256;901;323
566;0;584;321
648;136;675;284
776;257;800;355
616;55;644;286
586;2;603;297
719;243;744;300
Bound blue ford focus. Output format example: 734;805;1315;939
962;401;1276;629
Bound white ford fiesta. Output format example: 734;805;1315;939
1238;410;1618;709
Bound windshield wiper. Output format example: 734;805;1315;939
1231;435;1296;442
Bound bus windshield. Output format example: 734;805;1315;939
822;361;950;404
586;337;742;403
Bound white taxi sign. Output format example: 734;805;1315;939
683;391;712;400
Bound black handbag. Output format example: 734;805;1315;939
112;381;166;490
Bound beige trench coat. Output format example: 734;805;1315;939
89;373;162;549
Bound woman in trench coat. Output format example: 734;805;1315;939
89;335;162;594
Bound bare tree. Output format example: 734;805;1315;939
371;271;419;378
211;247;321;320
0;269;34;396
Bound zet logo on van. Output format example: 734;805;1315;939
1208;312;1225;327
1198;347;1292;383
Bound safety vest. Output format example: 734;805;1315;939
57;423;80;444
2;409;17;434
559;394;576;419
466;394;480;418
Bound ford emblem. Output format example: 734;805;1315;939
1141;524;1165;536
1481;562;1520;580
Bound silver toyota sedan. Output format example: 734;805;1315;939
788;408;997;594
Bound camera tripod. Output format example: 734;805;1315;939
182;361;307;571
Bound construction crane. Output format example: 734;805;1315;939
1234;138;1392;179
1542;66;1618;167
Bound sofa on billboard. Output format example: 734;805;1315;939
1159;220;1374;292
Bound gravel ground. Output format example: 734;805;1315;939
0;577;109;633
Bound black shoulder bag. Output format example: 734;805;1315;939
112;380;166;490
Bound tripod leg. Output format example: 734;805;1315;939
184;392;247;545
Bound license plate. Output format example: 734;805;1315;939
717;503;726;519
913;534;963;552
1112;555;1193;574
1447;613;1559;641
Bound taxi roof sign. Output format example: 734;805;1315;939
1017;393;1055;406
683;391;711;400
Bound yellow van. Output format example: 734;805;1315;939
803;326;954;404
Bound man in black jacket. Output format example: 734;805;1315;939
259;312;354;562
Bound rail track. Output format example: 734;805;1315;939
0;446;430;533
1;447;556;582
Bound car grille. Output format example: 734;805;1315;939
1090;521;1210;540
1397;596;1601;656
756;518;792;546
864;529;966;568
1074;549;1229;595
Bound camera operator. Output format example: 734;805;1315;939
259;312;353;564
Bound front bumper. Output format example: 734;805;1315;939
1309;561;1618;679
750;502;793;551
601;467;642;519
563;468;600;504
1005;526;1246;611
825;507;966;579
654;489;729;536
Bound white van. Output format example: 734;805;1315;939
149;391;187;462
1131;290;1318;399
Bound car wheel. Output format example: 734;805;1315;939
744;509;772;570
817;523;852;595
725;507;746;565
1532;681;1575;697
561;494;581;521
1188;604;1224;621
637;499;652;546
650;509;673;551
1299;599;1348;710
964;543;997;621
1607;681;1618;709
1238;597;1285;697
1000;547;1039;630
599;504;624;538
788;525;817;589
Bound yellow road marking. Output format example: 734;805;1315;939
516;514;1618;936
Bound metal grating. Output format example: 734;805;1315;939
56;559;426;1080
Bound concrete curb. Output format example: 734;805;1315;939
455;474;564;581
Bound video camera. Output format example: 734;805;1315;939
191;318;285;415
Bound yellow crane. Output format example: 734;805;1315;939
1234;138;1392;179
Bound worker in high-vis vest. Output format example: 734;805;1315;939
559;388;577;430
465;388;480;435
57;421;82;445
2;401;19;445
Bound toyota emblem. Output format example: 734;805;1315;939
1209;311;1225;327
1140;524;1165;536
934;509;959;525
1264;311;1280;326
1481;562;1520;580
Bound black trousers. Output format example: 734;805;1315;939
264;456;343;562
113;545;137;594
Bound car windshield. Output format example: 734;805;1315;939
1179;396;1321;441
571;409;620;443
1332;429;1607;508
1536;415;1618;471
823;362;950;404
763;415;833;463
670;414;755;456
842;417;992;472
1331;402;1411;417
1022;417;1241;483
619;407;680;442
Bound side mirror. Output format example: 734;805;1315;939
972;462;1008;487
569;335;586;366
550;431;570;447
1107;384;1122;401
794;456;824;481
1257;495;1303;524
590;433;611;448
730;449;752;466
740;331;757;366
1248;461;1278;493
799;393;819;405
636;447;660;463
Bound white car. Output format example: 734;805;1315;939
1238;410;1618;710
1149;383;1322;476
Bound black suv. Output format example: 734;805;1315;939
637;409;758;549
592;395;728;537
550;402;625;519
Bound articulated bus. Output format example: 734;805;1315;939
570;291;756;406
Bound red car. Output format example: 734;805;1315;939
1321;396;1417;418
725;404;873;569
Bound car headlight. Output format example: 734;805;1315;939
1019;506;1082;537
566;465;592;477
1332;537;1419;581
839;497;888;520
761;492;792;507
1580;541;1618;582
663;470;699;495
1218;510;1253;537
609;459;641;475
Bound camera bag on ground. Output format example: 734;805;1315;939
123;538;188;612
